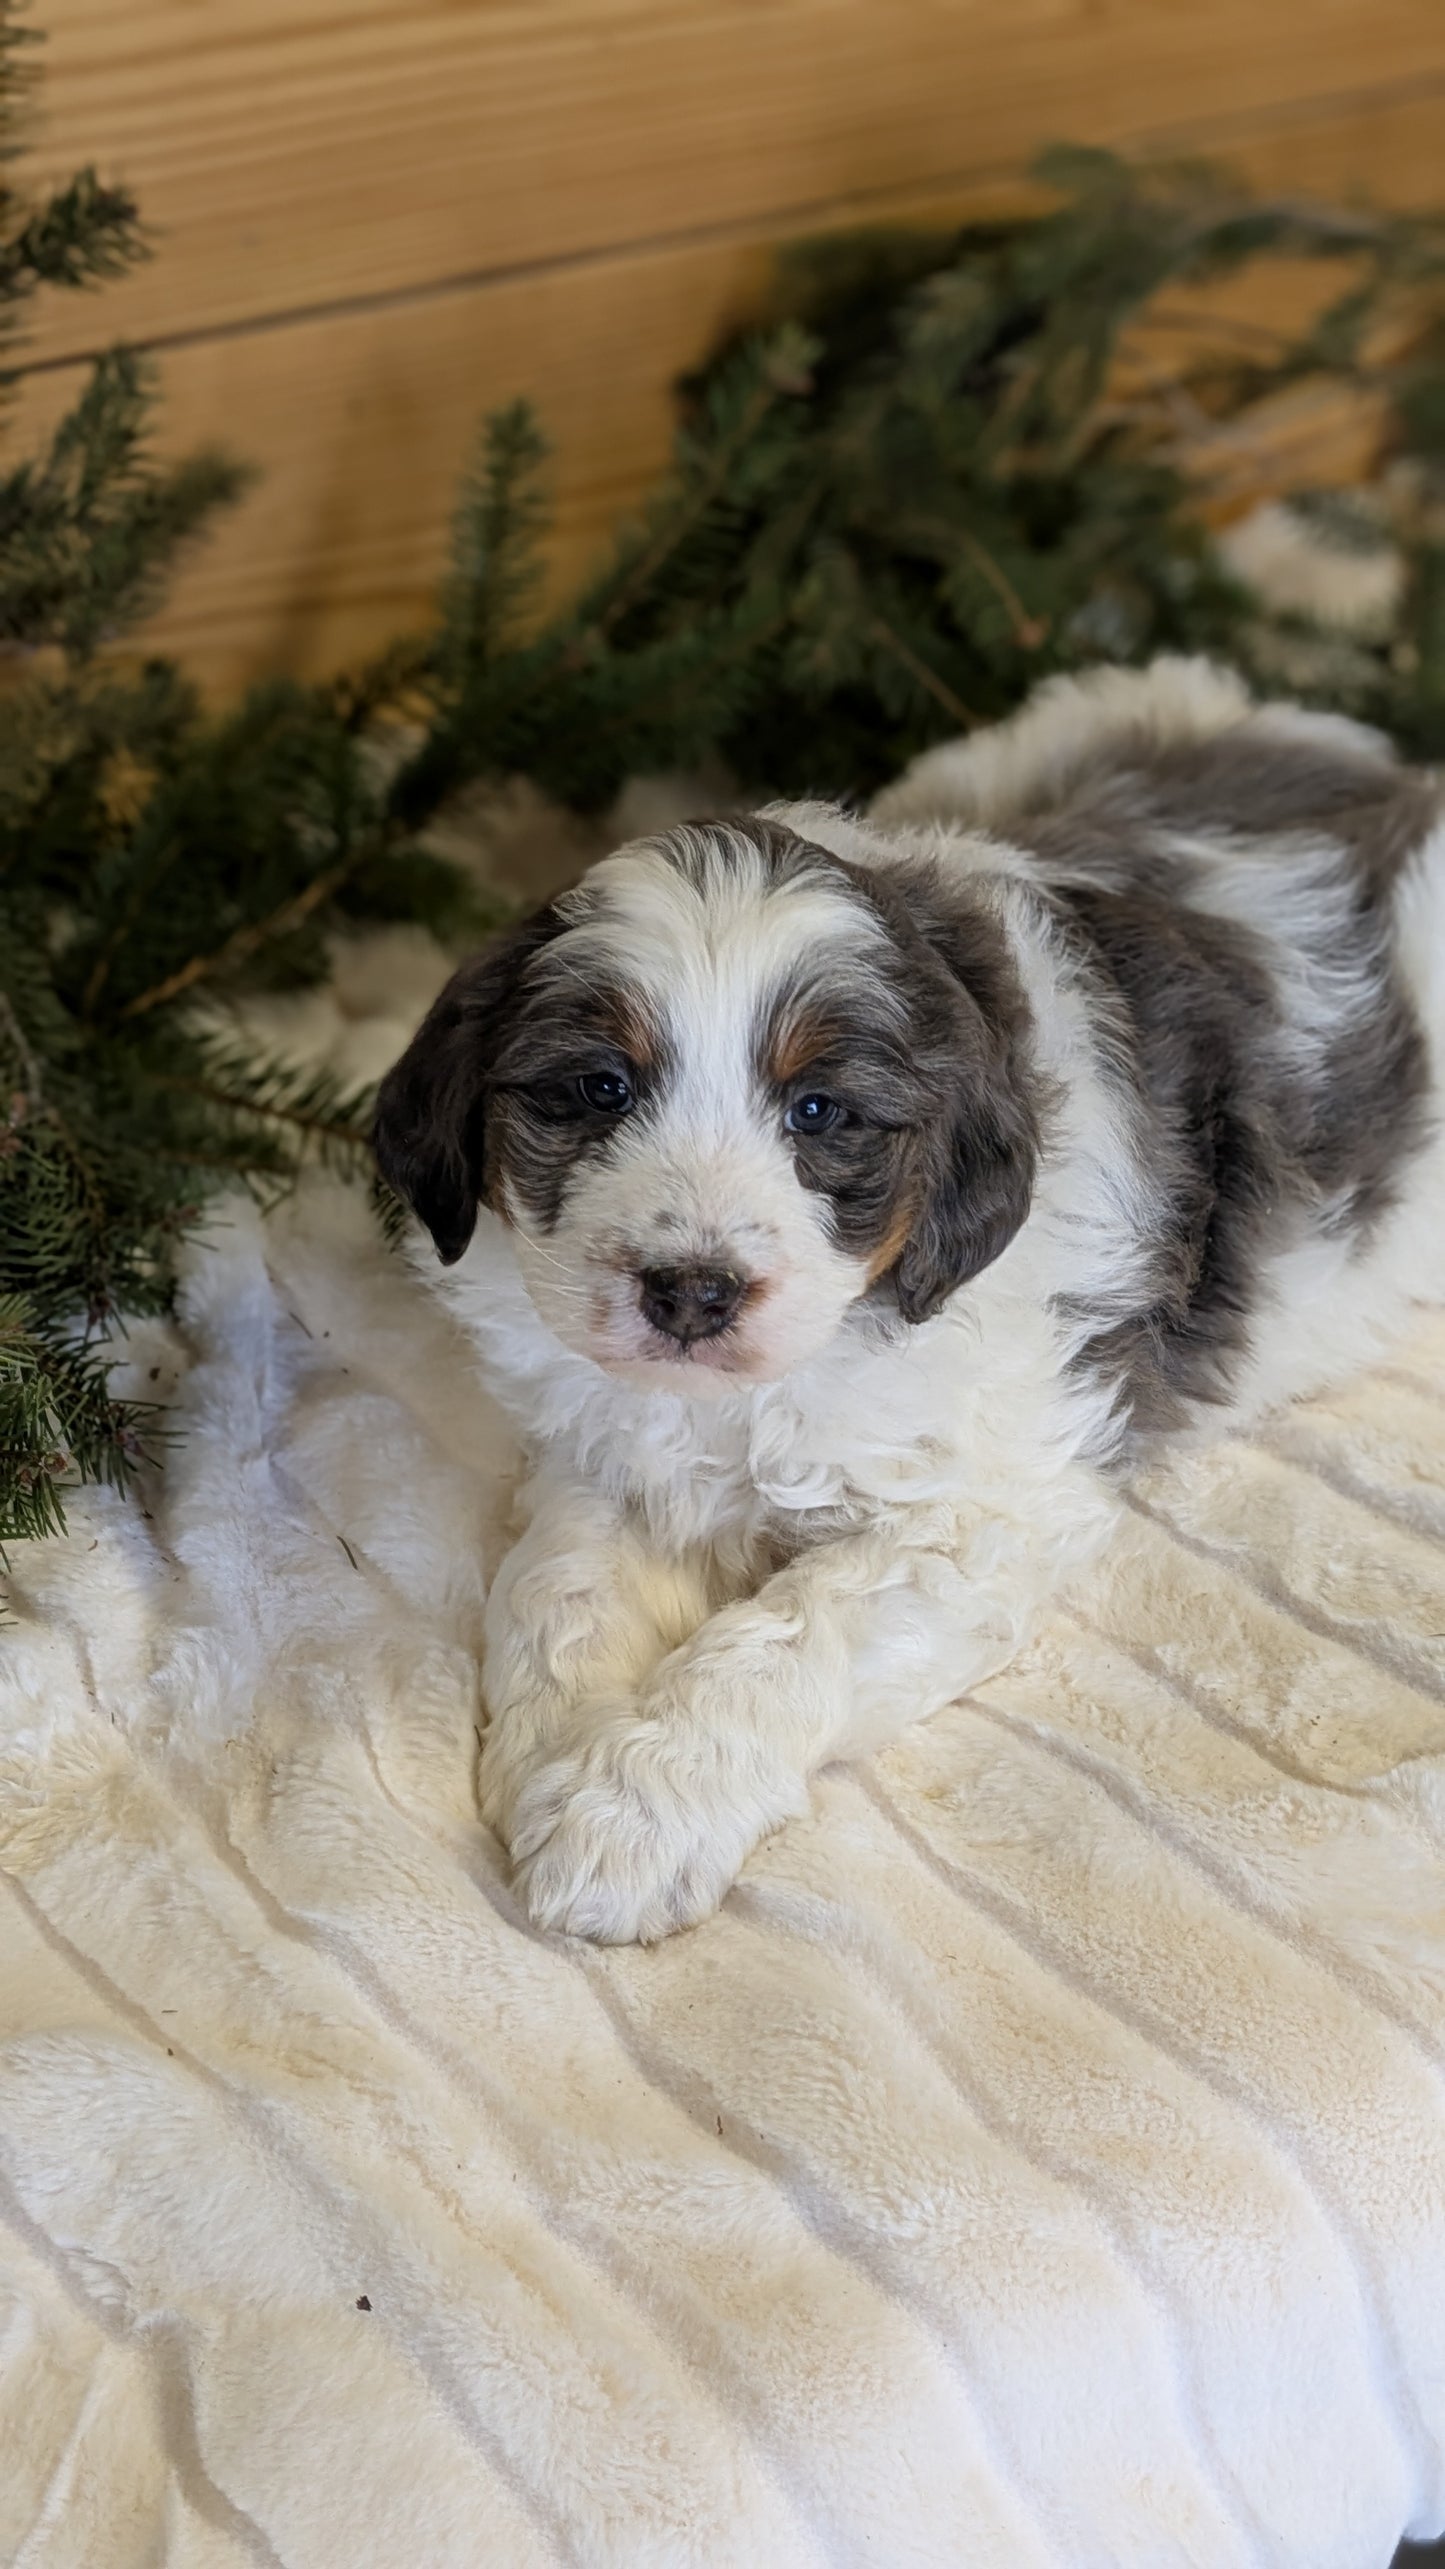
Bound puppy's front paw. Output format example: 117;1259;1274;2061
476;1716;543;1842
507;1716;805;1945
477;1688;632;1846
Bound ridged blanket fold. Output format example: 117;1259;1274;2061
3;931;1444;2569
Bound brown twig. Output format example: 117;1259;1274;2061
117;858;354;1021
81;830;183;1018
915;519;1049;649
868;617;980;728
956;529;1041;642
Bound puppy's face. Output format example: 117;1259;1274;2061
374;820;1036;1391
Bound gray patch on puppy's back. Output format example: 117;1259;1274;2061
1001;723;1439;1440
1127;726;1439;899
1019;722;1441;907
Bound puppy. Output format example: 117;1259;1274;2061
374;659;1445;1943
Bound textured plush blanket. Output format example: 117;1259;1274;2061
4;913;1445;2569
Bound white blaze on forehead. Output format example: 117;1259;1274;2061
546;826;894;1131
502;826;895;1382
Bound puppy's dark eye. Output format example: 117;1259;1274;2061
577;1071;634;1114
785;1093;845;1135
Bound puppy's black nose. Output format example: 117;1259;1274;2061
639;1264;745;1344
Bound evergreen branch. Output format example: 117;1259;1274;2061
439;399;550;682
867;615;981;728
586;333;809;641
951;528;1049;649
889;513;1049;648
0;169;143;303
588;595;793;761
144;1046;374;1153
0;350;248;653
116;855;358;1019
155;1149;298;1181
331;635;433;734
165;1081;370;1148
79;830;182;1017
0;984;110;1251
0;1293;154;1558
0;978;41;1091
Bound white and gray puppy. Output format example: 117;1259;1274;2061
375;658;1445;1944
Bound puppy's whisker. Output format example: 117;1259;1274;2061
515;1235;577;1278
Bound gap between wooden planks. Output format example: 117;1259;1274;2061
11;18;1444;694
20;0;1445;359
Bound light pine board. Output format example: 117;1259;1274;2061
13;1;1445;694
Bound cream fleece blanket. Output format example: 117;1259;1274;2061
4;909;1445;2569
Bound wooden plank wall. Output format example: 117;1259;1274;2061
14;1;1445;698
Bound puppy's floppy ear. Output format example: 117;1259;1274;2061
893;1050;1038;1322
372;907;557;1264
884;871;1040;1324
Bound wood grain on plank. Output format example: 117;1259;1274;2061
13;50;1442;699
21;0;1445;362
11;196;1416;697
14;219;789;700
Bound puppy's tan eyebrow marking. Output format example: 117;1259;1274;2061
598;986;660;1069
766;999;835;1087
